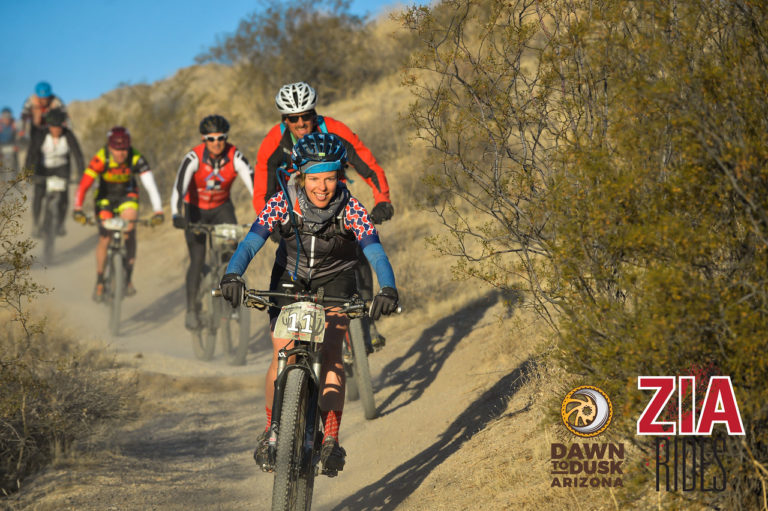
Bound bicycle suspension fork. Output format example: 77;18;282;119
269;347;323;460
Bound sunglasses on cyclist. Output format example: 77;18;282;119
204;135;227;142
284;111;316;124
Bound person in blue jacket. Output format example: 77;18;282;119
219;132;399;475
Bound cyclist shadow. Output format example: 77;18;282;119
375;289;514;418
335;357;535;511
35;231;98;267
120;285;186;336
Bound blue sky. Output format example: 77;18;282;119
0;0;404;118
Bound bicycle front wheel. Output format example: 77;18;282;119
222;304;251;366
109;251;125;336
272;369;315;511
41;194;58;266
192;273;217;361
349;318;377;420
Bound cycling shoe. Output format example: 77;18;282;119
320;437;346;475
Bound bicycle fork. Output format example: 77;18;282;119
268;348;323;473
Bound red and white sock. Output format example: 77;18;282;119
321;410;342;442
265;406;272;432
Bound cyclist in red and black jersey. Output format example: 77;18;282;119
171;115;254;330
73;126;164;301
253;82;394;350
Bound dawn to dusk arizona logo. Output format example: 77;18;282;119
551;385;624;488
561;386;614;437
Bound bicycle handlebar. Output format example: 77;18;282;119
186;222;252;234
211;288;402;315
82;216;153;228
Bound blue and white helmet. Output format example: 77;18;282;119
275;82;317;115
291;133;347;174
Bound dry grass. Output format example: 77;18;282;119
0;311;139;495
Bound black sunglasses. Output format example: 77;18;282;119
284;111;316;123
204;135;227;142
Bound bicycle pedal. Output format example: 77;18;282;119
321;467;339;478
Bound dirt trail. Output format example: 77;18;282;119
5;207;521;511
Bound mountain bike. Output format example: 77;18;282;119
188;223;251;364
219;288;370;511
38;174;69;265
342;318;377;419
83;216;151;336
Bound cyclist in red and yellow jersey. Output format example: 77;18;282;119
72;126;164;301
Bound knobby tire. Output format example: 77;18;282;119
349;318;377;419
109;251;125;336
42;193;58;266
344;336;360;402
192;272;217;360
272;369;314;511
223;304;250;366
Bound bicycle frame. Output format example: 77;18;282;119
80;215;150;336
239;289;365;470
188;223;251;362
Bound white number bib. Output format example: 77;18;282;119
46;176;68;192
273;301;325;343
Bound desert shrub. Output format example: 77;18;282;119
403;0;768;508
0;174;137;495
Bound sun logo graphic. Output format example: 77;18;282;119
561;386;613;438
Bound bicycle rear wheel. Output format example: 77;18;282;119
272;369;315;511
109;251;125;336
349;318;377;420
192;273;217;360
344;334;359;402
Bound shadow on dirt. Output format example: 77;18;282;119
335;357;535;511
120;284;186;335
118;394;255;467
34;231;98;268
375;289;512;417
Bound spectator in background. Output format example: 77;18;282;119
0;107;19;176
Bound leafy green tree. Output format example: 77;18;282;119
403;0;768;508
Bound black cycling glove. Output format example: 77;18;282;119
369;202;394;224
172;215;186;230
370;287;398;320
220;273;245;309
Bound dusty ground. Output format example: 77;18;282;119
2;202;549;511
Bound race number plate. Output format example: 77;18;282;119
46;176;68;192
213;223;244;241
102;217;127;231
273;301;326;343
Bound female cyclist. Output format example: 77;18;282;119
219;132;399;473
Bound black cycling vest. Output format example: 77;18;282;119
275;183;358;280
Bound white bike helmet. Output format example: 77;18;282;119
275;82;317;115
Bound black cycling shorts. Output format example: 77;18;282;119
267;263;357;321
